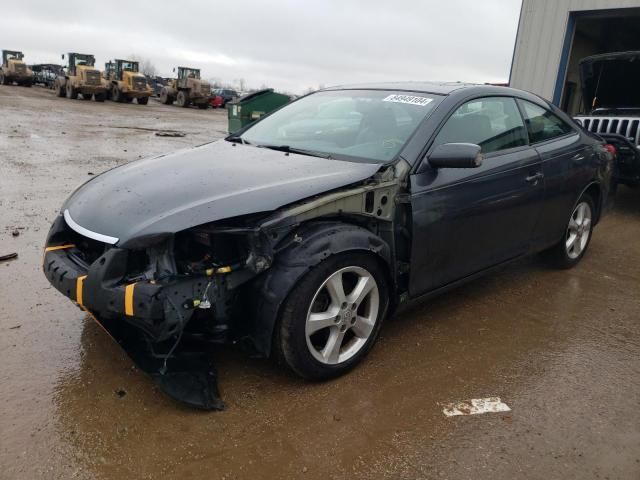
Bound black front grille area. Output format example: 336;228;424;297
133;78;146;91
578;116;640;147
14;64;26;75
85;70;101;86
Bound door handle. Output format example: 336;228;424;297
525;172;544;184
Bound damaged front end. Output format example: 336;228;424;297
43;162;409;410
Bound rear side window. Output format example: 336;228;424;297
519;100;574;143
434;97;528;154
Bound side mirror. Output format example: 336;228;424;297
61;54;65;60
426;143;483;170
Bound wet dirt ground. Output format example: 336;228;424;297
1;85;639;480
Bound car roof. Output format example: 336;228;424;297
322;81;539;100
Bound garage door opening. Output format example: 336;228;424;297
558;8;640;115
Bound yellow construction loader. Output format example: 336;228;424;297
0;50;32;86
104;59;152;104
160;67;212;109
55;53;109;101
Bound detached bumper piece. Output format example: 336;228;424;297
93;315;224;411
43;244;224;410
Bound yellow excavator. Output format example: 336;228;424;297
55;53;109;101
104;59;152;104
0;50;32;86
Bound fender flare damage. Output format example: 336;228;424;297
248;221;393;357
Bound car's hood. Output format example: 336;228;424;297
579;51;640;112
64;140;381;246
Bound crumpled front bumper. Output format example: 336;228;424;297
43;245;161;324
42;241;224;410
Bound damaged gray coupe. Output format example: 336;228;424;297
44;83;612;409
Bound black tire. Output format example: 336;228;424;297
56;81;66;97
544;193;595;269
160;88;173;105
94;92;106;102
66;83;78;99
0;73;6;85
111;84;122;102
276;252;389;380
137;96;148;105
176;90;189;108
81;92;92;100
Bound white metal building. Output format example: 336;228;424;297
510;0;640;114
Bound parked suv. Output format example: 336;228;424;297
574;51;640;188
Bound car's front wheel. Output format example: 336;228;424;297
545;193;595;269
277;252;389;379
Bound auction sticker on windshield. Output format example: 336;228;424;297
383;94;433;106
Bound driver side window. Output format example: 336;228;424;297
434;97;528;154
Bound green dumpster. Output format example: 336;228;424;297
227;88;290;134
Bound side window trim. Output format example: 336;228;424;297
516;98;577;145
429;95;529;156
415;95;534;173
482;143;531;159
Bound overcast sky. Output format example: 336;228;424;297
1;0;522;93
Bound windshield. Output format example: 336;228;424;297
240;89;441;162
180;68;200;79
74;55;94;67
120;61;138;72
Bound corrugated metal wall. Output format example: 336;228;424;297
509;0;640;101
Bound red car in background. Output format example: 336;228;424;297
210;94;224;108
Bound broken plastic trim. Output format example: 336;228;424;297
83;306;224;410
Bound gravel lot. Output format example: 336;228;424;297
1;84;639;480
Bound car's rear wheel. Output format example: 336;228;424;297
545;193;595;269
277;252;389;379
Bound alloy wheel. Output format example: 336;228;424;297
305;266;380;365
566;201;592;259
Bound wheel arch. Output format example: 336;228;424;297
246;220;393;357
581;181;603;224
